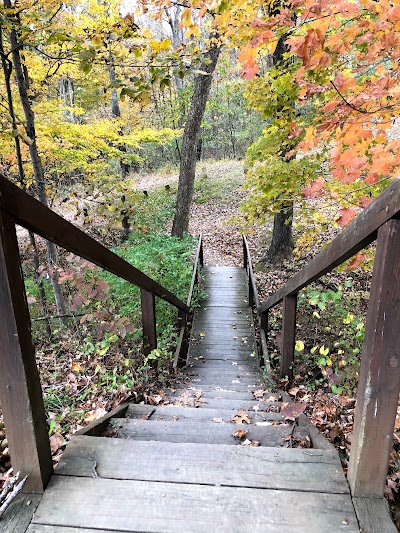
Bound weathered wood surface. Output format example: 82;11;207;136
165;398;282;412
166;388;277;400
108;417;292;446
280;294;297;379
348;220;400;497
174;234;203;370
126;404;283;421
0;175;188;312
352;497;397;533
0;210;52;492
0;493;41;533
32;476;359;533
56;436;348;493
140;289;157;355
27;527;109;533
75;403;129;436
259;177;400;313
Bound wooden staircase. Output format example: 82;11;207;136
25;266;360;532
2;176;400;531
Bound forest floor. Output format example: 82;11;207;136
1;159;400;526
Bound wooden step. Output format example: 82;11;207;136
56;435;349;494
166;397;282;412
126;404;284;422
31;475;359;532
107;417;295;447
165;387;260;401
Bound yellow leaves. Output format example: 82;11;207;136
149;39;171;53
295;340;304;352
71;362;83;372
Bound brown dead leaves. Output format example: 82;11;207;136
230;411;252;425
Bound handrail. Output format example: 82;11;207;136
243;182;400;506
0;175;192;493
0;175;189;314
258;177;400;314
173;234;204;371
242;235;270;372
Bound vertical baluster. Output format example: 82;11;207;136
280;294;297;379
199;239;204;267
140;289;157;356
0;210;52;492
348;219;400;497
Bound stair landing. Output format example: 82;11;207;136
23;267;359;532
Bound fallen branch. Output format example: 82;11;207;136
0;473;28;518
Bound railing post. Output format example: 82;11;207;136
243;236;247;270
280;294;297;379
140;289;157;356
261;310;268;337
348;219;400;498
199;240;204;267
0;210;52;492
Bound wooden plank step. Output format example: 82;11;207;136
170;385;264;394
188;378;262;388
199;300;249;308
193;322;254;337
191;342;256;351
189;353;259;362
186;369;261;378
27;527;108;533
32;476;359;532
107;417;292;446
126;404;284;422
56;436;348;493
0;493;41;533
165;389;277;401
171;398;282;412
186;363;261;373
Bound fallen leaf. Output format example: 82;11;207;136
231;411;252;425
85;407;107;422
281;402;307;421
241;439;260;447
49;433;64;454
232;429;248;439
71;362;82;372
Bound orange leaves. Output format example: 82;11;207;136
287;28;328;69
345;253;366;272
302;176;325;199
388;5;400;22
238;47;259;80
338;208;356;228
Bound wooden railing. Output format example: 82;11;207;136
173;234;204;370
244;177;400;499
242;235;270;372
0;175;191;493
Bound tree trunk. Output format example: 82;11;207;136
261;205;294;263
0;26;52;336
171;43;220;238
5;5;67;321
263;31;294;263
58;75;76;123
108;50;130;178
